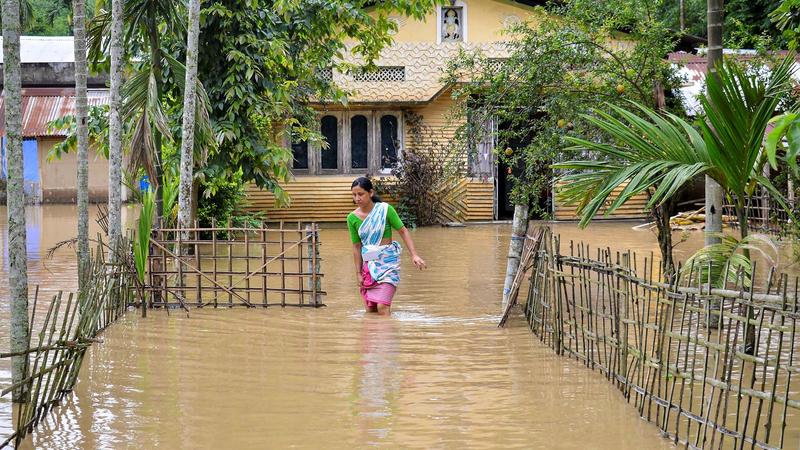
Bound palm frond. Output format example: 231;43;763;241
682;233;778;288
554;101;710;227
700;55;795;197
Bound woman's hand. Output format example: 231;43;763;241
412;255;427;270
356;273;363;288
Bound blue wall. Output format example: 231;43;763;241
0;137;39;183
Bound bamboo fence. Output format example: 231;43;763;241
146;220;325;308
505;226;800;449
0;240;135;448
723;191;795;237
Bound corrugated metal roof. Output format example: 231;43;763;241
0;88;109;137
668;51;800;116
0;36;76;64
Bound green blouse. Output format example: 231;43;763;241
347;203;405;244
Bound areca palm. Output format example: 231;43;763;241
87;0;211;221
555;55;796;243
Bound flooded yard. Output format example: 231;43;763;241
3;206;763;449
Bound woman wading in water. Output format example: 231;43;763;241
348;177;426;315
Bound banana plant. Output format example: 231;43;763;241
133;188;156;285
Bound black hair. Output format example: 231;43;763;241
351;177;381;203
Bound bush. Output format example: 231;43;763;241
378;112;465;227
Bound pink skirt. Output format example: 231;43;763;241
360;262;397;307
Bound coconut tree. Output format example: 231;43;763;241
74;0;90;286
107;0;123;257
2;0;30;403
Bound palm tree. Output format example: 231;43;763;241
88;0;211;226
554;56;795;354
74;0;90;287
555;55;795;262
177;0;200;242
108;0;124;257
87;0;187;220
2;0;30;403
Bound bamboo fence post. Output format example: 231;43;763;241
280;221;286;307
194;220;201;306
296;222;304;305
245;222;252;307
262;221;268;307
306;224;322;306
227;218;233;307
212;218;218;308
177;221;185;305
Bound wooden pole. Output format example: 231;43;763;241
502;203;529;307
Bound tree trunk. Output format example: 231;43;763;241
735;200;757;354
653;202;675;280
74;0;89;287
2;0;30;403
705;0;724;247
502;203;529;307
177;0;201;246
680;0;685;31
107;0;124;259
147;6;165;221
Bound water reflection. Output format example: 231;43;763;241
356;315;400;443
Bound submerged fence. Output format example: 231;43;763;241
1;241;135;448
505;226;800;449
147;221;325;308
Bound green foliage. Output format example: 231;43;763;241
446;3;681;211
658;0;783;48
133;189;155;284
378;112;465;227
555;103;710;227
196;175;247;228
682;233;777;288
771;0;800;49
555;55;797;236
46;105;110;160
193;0;437;209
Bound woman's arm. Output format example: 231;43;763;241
353;242;363;286
397;227;427;270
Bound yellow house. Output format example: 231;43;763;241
244;0;647;222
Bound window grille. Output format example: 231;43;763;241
487;58;506;72
353;66;406;82
318;67;333;82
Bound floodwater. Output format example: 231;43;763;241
5;207;772;449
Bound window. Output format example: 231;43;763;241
353;66;406;82
350;115;369;169
380;115;399;169
320;115;338;170
289;111;403;175
291;139;308;170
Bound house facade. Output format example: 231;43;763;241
245;0;544;222
0;37;112;203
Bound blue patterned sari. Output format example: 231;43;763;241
358;202;402;286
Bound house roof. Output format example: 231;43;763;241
321;41;510;105
0;87;109;137
668;51;800;116
0;36;76;64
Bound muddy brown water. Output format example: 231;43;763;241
6;207;782;449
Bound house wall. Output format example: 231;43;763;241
386;0;540;43
38;137;110;202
